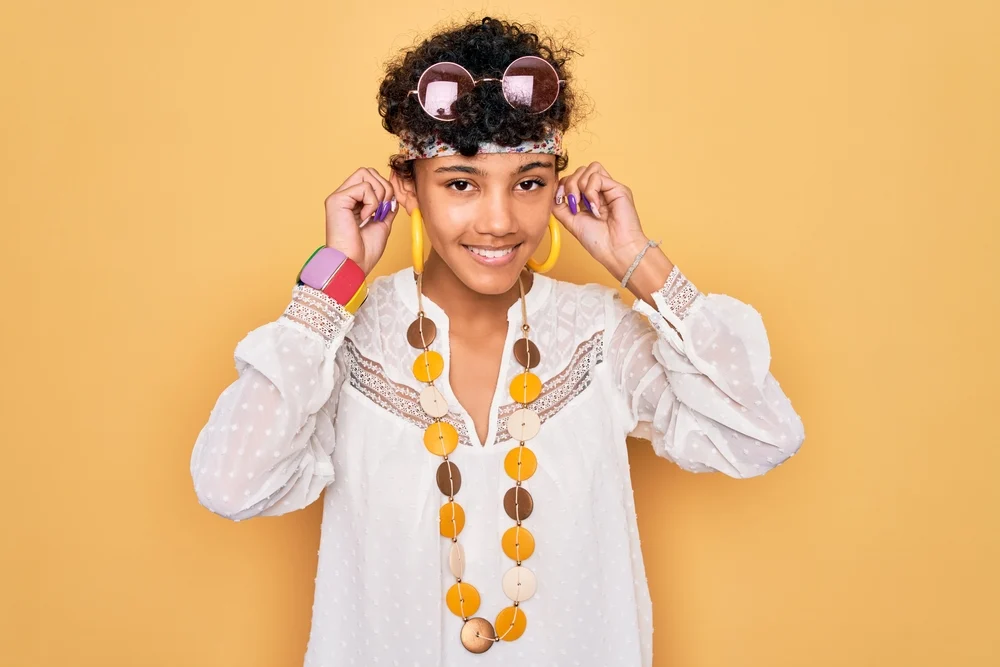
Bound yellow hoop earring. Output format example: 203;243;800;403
526;214;561;274
411;208;425;275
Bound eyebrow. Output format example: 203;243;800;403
433;160;554;176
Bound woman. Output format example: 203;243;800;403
190;16;805;667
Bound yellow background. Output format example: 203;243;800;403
3;1;998;665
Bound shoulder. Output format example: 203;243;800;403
542;274;626;319
342;269;409;360
533;274;629;349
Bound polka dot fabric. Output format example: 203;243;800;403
190;265;805;666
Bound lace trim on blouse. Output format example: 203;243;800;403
343;329;605;447
279;284;353;347
657;265;701;320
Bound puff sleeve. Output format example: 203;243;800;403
606;265;805;477
189;285;355;520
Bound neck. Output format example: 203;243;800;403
420;249;534;334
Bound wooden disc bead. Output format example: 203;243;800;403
502;565;537;602
439;501;466;538
446;581;481;617
501;525;535;561
506;408;540;441
512;338;540;369
436;460;462;496
419;385;449;418
503;486;533;521
504;446;537;481
461;617;496;653
495;606;528;642
448;542;465;578
407;316;437;348
509;372;542;404
424;421;458;456
413;350;444;383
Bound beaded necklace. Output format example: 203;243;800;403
407;269;542;653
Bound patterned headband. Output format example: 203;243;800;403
397;127;563;160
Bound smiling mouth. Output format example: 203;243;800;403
464;244;520;259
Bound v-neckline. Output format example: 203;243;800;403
393;268;553;449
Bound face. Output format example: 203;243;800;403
395;152;557;295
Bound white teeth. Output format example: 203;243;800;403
468;246;515;259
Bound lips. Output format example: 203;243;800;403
467;246;516;258
463;243;522;266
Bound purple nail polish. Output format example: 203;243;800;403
376;201;388;221
581;194;593;214
568;194;578;215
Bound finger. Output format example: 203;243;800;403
337;167;386;222
363;167;395;222
578;162;608;218
333;167;377;193
551;173;584;236
362;168;387;215
327;181;380;226
580;171;632;216
560;166;587;217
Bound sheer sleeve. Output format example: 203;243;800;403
606;265;805;478
189;284;355;521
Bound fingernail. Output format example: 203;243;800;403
390;197;397;212
376;201;388;221
555;185;565;205
581;194;592;214
568;194;578;215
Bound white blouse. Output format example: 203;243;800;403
190;263;805;667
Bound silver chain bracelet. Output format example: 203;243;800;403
620;239;661;288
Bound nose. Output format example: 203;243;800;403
472;192;520;238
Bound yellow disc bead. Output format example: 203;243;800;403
509;372;542;404
440;501;466;538
504;446;537;481
423;421;458;456
495;606;527;641
412;350;444;383
501;525;535;561
446;581;481;618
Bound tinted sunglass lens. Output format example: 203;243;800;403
502;56;560;113
417;62;474;121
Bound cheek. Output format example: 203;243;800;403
423;210;472;247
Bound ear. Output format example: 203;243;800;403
390;168;419;215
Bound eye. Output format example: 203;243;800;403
517;178;546;191
446;179;473;192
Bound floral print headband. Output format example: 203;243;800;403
397;127;564;160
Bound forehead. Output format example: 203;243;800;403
418;152;556;176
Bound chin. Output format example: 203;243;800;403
451;243;527;295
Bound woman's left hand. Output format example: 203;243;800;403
551;161;653;281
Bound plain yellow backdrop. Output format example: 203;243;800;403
2;1;998;665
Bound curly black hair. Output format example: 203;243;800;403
378;16;585;179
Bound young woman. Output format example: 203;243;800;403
190;16;805;667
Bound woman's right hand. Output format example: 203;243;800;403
324;167;398;275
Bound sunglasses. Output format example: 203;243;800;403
408;55;566;122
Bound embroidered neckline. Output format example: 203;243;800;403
343;330;604;447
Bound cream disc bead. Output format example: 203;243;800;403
448;542;466;579
419;385;449;418
506;408;540;441
501;565;537;603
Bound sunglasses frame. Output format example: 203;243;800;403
408;55;567;122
